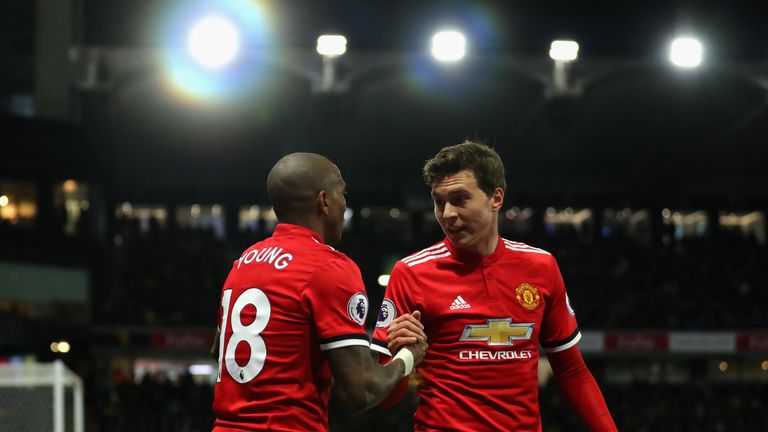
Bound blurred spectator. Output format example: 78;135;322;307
95;218;767;330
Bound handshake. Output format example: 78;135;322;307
386;310;429;369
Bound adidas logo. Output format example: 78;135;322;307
449;295;471;310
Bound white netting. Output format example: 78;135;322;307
0;361;83;432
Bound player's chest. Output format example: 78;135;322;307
421;266;551;343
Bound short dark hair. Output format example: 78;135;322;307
422;141;506;196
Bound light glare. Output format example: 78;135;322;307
378;274;390;287
317;35;347;57
57;341;71;353
431;31;466;62
0;195;8;207
63;179;77;193
550;40;579;61
189;364;214;375
670;37;703;68
187;16;240;69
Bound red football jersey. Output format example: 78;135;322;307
372;237;580;432
213;224;371;432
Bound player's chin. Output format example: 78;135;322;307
447;230;471;246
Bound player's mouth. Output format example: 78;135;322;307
447;226;465;234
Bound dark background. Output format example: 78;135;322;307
1;1;767;431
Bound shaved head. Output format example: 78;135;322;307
267;152;343;220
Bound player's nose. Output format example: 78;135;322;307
441;203;459;220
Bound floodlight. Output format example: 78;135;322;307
189;364;214;375
670;37;702;68
378;274;390;287
549;40;579;61
317;35;347;57
431;31;466;62
187;16;240;68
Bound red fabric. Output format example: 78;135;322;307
371;237;580;431
212;224;370;432
548;346;618;432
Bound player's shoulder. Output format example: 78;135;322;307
309;239;351;260
305;239;362;273
397;240;452;270
501;238;553;262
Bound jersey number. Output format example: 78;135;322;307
217;288;271;384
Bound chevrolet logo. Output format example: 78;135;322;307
460;319;534;346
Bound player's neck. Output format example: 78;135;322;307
469;212;501;257
277;216;326;242
475;234;499;257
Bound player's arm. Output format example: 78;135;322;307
306;256;425;412
327;336;427;412
371;261;426;357
371;262;426;407
548;346;617;432
372;311;425;408
542;255;617;431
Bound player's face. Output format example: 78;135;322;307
431;170;503;255
324;172;347;244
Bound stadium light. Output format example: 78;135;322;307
549;40;579;62
669;37;703;68
189;364;214;375
378;274;390;287
317;35;347;57
548;40;580;97
431;30;466;62
187;16;240;69
57;341;71;353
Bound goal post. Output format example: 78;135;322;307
0;360;84;432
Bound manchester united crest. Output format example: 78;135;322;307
515;283;540;310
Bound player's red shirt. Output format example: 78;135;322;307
372;236;580;432
212;224;371;432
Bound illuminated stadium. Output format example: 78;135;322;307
1;1;767;431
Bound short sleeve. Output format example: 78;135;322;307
371;261;425;357
540;255;581;353
303;255;370;351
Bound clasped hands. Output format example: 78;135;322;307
386;310;428;364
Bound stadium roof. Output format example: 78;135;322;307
2;0;768;205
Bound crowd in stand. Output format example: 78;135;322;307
87;371;214;432
84;372;768;432
95;215;768;330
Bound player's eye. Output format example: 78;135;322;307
451;196;468;206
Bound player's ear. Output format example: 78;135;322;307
317;190;330;215
491;187;504;212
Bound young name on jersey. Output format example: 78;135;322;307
237;246;294;270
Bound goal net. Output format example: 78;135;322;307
0;360;84;432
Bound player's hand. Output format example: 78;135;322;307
403;336;428;366
387;310;426;354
